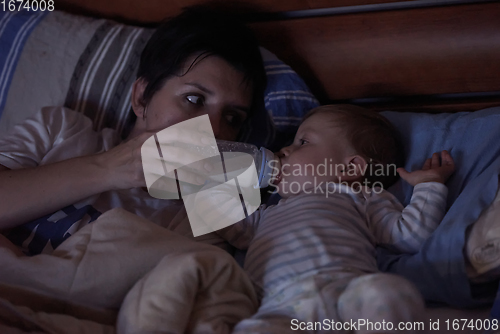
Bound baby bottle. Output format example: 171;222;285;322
215;140;281;188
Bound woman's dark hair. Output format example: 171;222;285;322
136;6;266;113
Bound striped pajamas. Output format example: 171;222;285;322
218;182;448;333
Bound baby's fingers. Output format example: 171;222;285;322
440;152;455;177
431;152;440;168
396;167;408;175
441;150;455;167
396;168;414;185
422;158;432;170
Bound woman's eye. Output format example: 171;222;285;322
225;113;244;126
299;139;307;145
186;95;203;105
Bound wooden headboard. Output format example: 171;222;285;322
58;0;500;112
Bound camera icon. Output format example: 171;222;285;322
141;115;260;236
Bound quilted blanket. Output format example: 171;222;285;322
0;208;258;334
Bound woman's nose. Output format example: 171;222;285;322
207;108;238;141
208;112;222;139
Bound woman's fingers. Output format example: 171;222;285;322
155;127;215;148
147;168;205;186
158;145;218;174
101;128;218;191
175;168;207;186
161;155;225;184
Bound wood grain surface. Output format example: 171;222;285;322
56;0;500;111
57;0;411;24
251;2;500;103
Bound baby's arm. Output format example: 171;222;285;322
368;150;455;253
396;150;455;186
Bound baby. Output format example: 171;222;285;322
196;104;455;333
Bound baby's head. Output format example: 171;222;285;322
274;104;402;197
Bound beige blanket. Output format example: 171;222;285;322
0;208;258;334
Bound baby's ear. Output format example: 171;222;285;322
342;155;368;181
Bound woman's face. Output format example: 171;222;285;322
131;55;253;141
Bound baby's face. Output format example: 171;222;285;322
274;112;355;198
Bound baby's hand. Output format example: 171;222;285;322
396;150;455;186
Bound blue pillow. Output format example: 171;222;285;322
238;48;319;151
380;107;500;308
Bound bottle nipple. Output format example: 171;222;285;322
258;148;281;188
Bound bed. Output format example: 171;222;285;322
0;0;500;333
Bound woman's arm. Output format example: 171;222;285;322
0;158;108;230
0;131;152;230
0;106;221;231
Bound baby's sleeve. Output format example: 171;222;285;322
366;182;448;253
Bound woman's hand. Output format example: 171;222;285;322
94;131;154;190
397;150;455;186
95;127;218;191
152;126;218;188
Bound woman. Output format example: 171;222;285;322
0;7;266;255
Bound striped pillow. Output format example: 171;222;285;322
0;10;319;151
64;21;152;137
0;11;47;121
